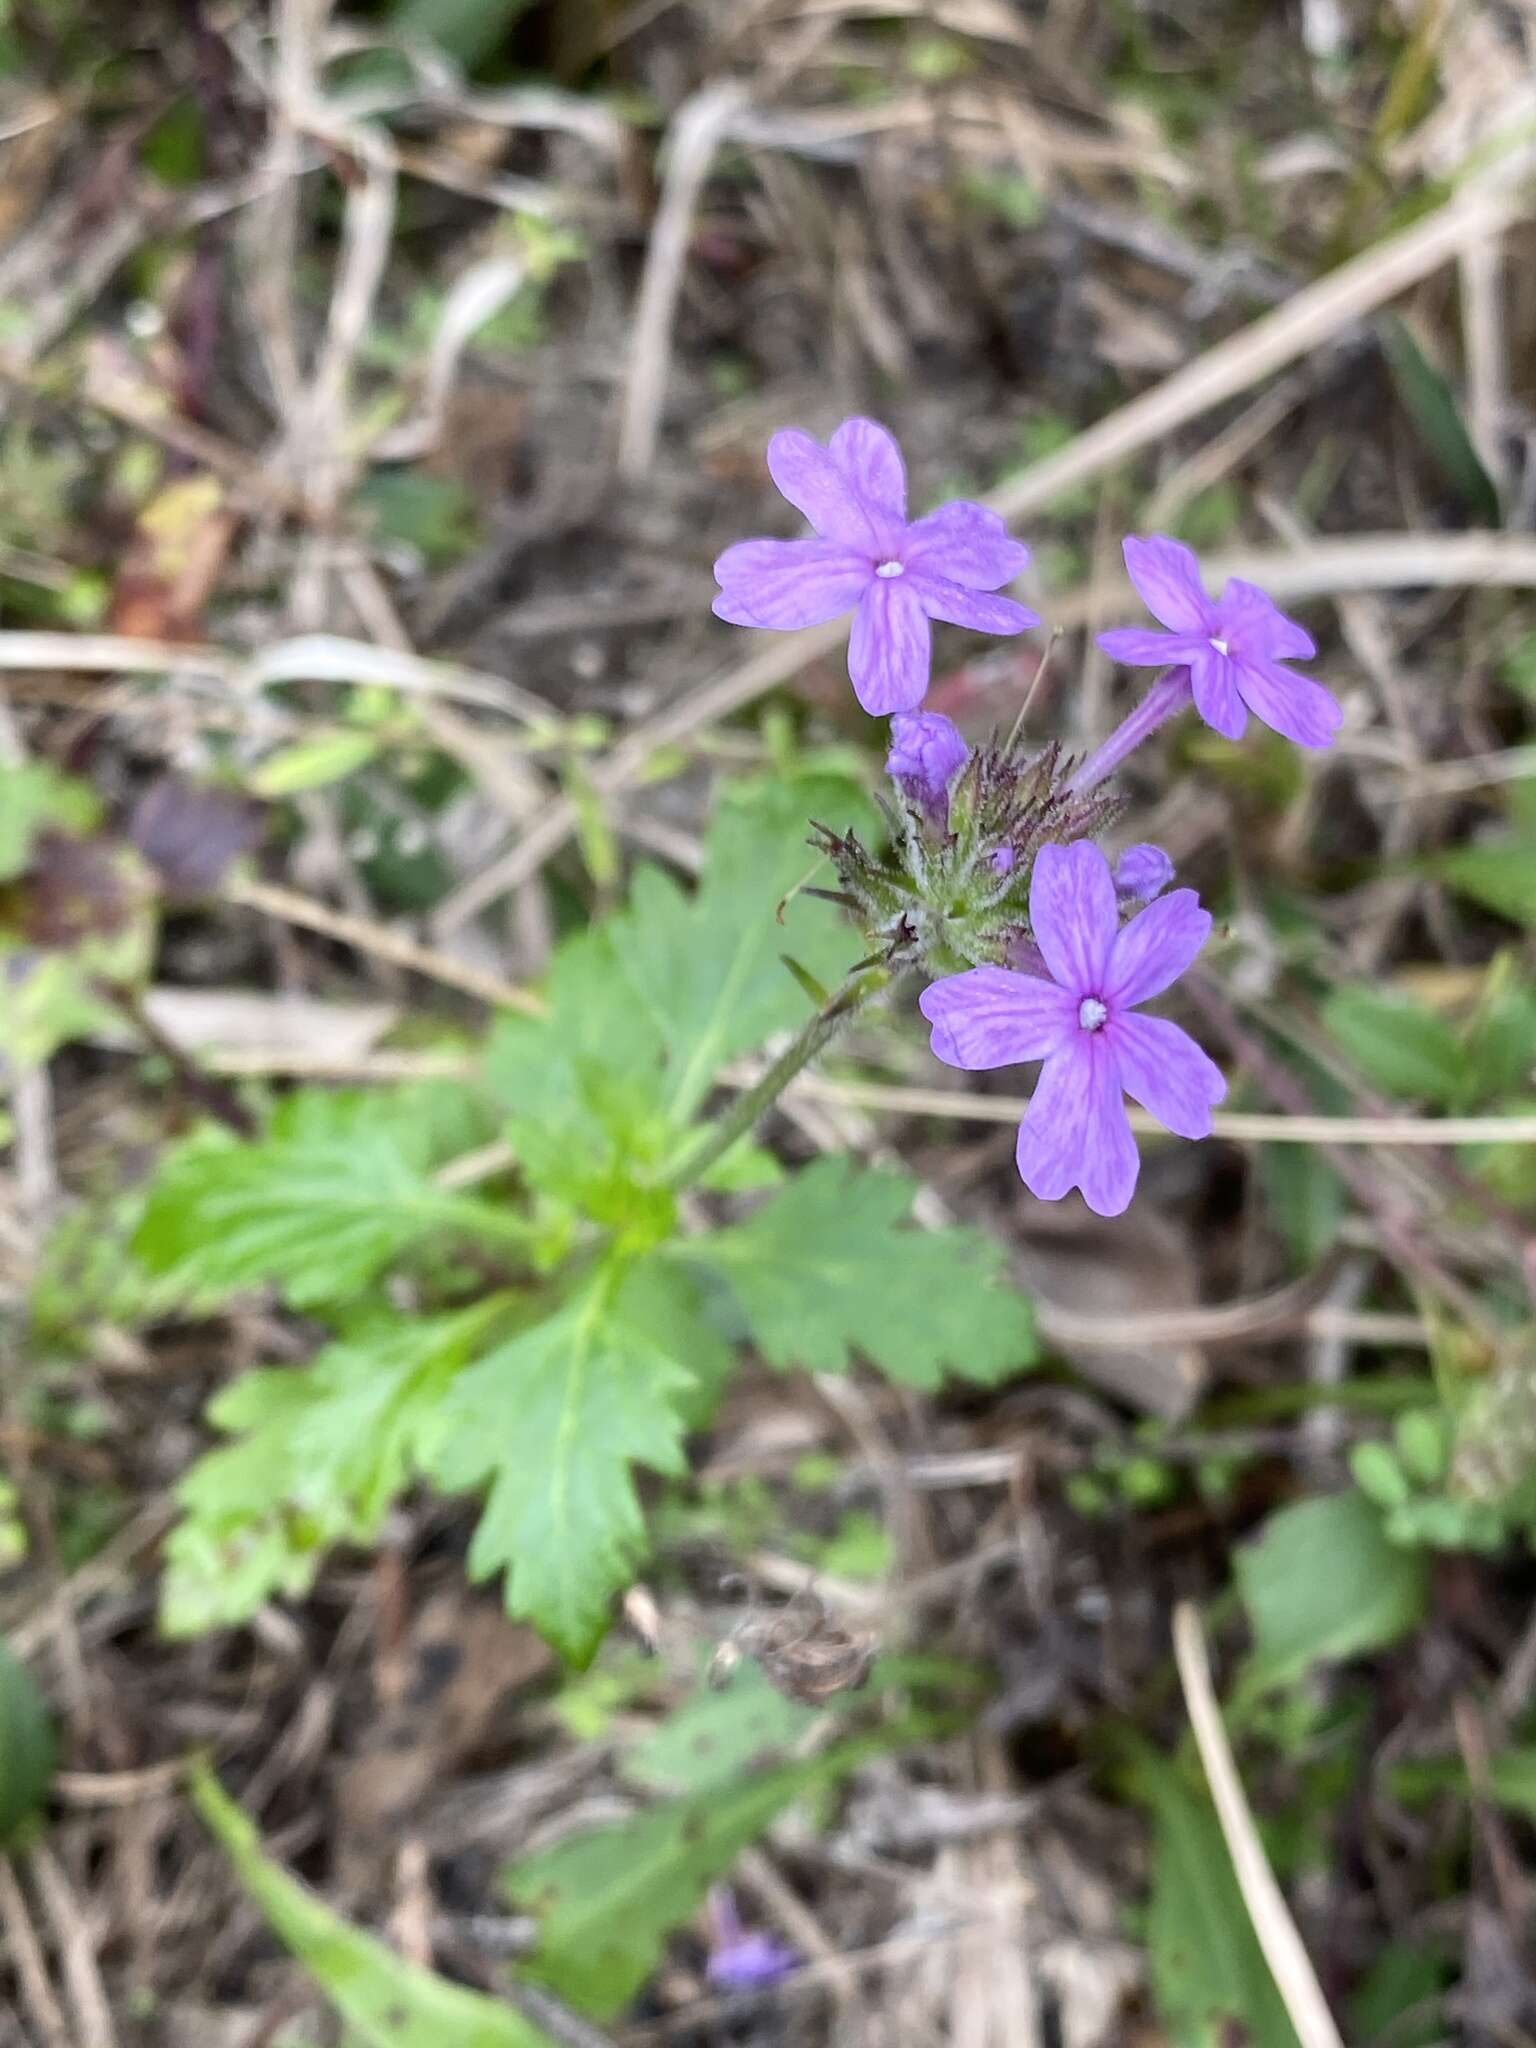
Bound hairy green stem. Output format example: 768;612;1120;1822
662;966;890;1192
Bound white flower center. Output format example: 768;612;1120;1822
1209;636;1230;656
874;559;905;579
1078;996;1108;1032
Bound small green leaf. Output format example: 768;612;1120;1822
624;1666;819;1796
426;1257;725;1663
389;0;535;68
504;1730;896;2019
693;1157;1036;1389
1433;837;1536;928
192;1762;555;2047
250;728;380;796
1323;985;1465;1106
0;762;99;882
1125;1744;1300;2048
1379;315;1500;523
1258;1143;1347;1266
1236;1492;1428;1690
0;1640;53;1847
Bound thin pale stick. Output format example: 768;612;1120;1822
1172;1603;1344;2048
783;1071;1536;1146
227;877;546;1017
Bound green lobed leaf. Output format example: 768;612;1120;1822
504;1729;897;2019
425;1256;728;1663
192;1762;555;2048
1235;1491;1428;1690
134;1084;520;1312
691;1156;1037;1389
161;1300;511;1636
0;1640;54;1847
605;773;872;1127
1322;985;1465;1107
486;773;872;1208
1125;1745;1301;2048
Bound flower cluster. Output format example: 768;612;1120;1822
714;418;1341;1216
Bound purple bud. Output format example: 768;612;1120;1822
707;1931;800;1990
1113;843;1175;903
990;845;1016;875
886;712;969;815
706;1888;797;1991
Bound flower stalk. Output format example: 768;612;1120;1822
662;964;891;1192
1067;667;1192;795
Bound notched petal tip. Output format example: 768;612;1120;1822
1122;532;1212;634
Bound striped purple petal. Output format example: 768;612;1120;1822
919;968;1076;1069
848;577;931;713
712;537;870;628
1109;1011;1226;1140
903;501;1029;587
1029;840;1117;996
1123;535;1213;633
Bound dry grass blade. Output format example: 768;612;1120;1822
618;80;747;479
1172;1603;1344;2048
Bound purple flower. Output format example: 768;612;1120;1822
713;418;1040;715
705;1888;798;1991
918;840;1225;1217
1097;535;1342;749
887;711;970;812
1113;842;1175;903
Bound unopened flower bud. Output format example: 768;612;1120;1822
1113;842;1175;903
886;712;969;816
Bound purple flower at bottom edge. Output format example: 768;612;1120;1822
705;1887;798;1991
713;418;1040;716
1113;842;1175;903
1096;534;1342;749
918;840;1226;1217
887;710;970;813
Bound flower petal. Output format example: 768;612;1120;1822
1029;840;1117;995
910;574;1039;634
1123;534;1213;632
766;428;881;549
712;537;870;628
1235;655;1344;750
919;968;1076;1070
829;417;906;520
1096;626;1194;665
1188;646;1248;739
1218;577;1316;661
902;501;1029;587
1015;1035;1139;1216
1104;887;1211;1009
847;577;931;714
1109;1011;1226;1140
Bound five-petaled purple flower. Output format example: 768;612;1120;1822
919;840;1226;1216
1098;535;1342;749
887;710;970;814
713;418;1039;715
